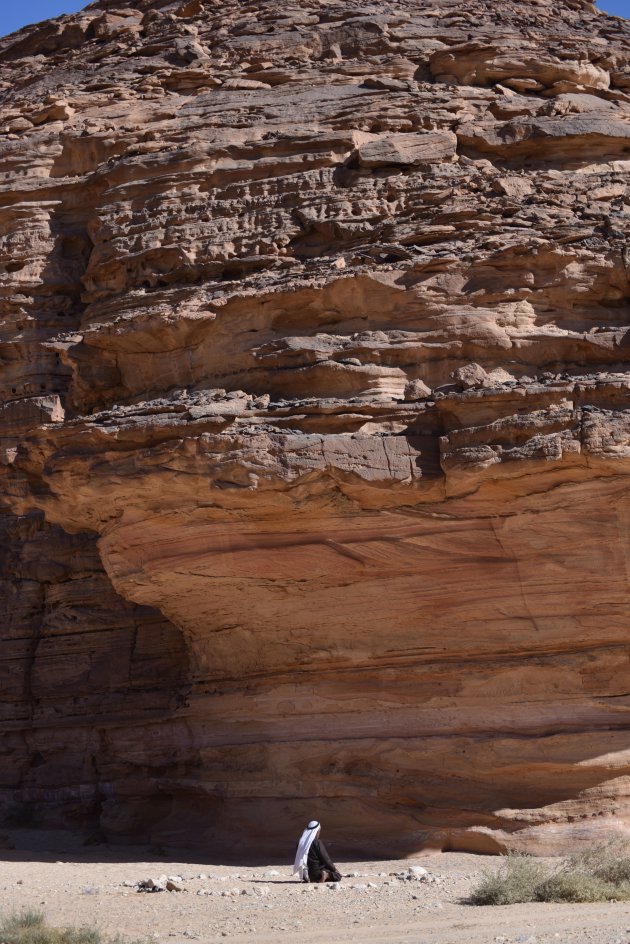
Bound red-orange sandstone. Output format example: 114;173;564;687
2;0;630;857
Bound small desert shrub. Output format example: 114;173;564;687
0;912;105;944
2;911;45;931
567;838;630;886
470;838;630;906
469;854;546;905
534;872;625;903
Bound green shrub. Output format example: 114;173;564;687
1;911;46;933
534;872;625;903
470;838;630;906
0;912;106;944
567;839;630;885
469;854;546;905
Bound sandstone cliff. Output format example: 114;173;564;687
2;0;630;857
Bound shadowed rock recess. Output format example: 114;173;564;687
2;0;630;857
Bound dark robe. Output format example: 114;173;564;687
307;837;341;882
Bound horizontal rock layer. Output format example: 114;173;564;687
1;0;630;856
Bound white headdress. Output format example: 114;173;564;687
292;820;320;879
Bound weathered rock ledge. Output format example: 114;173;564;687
2;0;630;856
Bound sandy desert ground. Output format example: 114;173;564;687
1;830;630;944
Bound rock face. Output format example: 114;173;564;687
2;0;630;857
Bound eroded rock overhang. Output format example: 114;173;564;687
2;0;630;854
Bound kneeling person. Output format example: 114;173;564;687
293;820;341;883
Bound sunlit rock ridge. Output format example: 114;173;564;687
2;0;630;856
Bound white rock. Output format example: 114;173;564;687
452;362;488;390
404;379;432;400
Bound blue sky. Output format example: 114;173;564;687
0;0;628;38
603;0;630;12
0;2;89;38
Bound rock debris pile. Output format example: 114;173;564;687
136;875;184;893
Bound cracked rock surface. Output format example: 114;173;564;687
2;0;630;856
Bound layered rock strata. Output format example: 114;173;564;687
2;0;630;855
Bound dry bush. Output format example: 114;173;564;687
534;872;626;903
0;912;124;944
470;839;630;906
469;854;547;905
566;838;630;886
